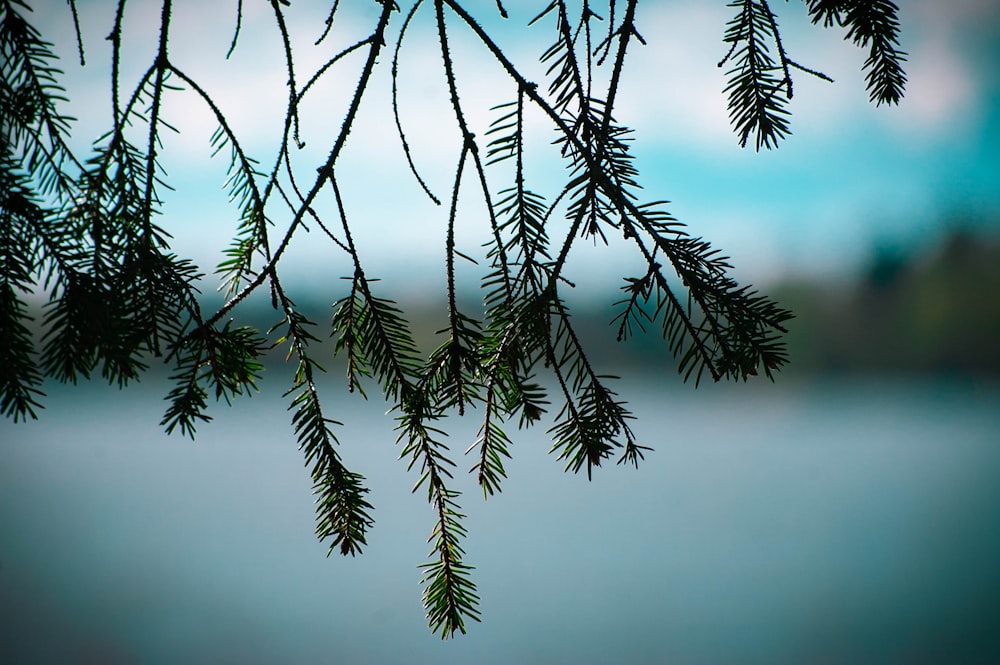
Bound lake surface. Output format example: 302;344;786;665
2;376;999;664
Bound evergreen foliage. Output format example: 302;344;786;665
1;0;905;637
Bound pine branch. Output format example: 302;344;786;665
468;378;514;497
167;66;269;299
802;0;906;105
397;392;481;638
276;283;374;558
195;0;396;336
0;0;83;200
0;152;46;420
841;0;907;106
392;0;441;205
720;0;791;150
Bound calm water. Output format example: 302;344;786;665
1;376;999;664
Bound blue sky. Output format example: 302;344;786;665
32;0;1000;292
622;1;1000;282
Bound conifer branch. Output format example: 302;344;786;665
2;0;907;638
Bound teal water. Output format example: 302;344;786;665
1;377;999;663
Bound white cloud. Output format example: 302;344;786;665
32;0;998;167
43;1;986;175
613;3;735;150
608;0;992;151
876;0;996;137
889;38;976;135
25;0;999;284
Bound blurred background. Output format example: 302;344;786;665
2;1;999;663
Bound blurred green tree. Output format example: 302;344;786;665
1;0;905;637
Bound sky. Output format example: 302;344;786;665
28;0;1000;294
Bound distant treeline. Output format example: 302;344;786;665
233;225;1000;379
26;225;996;381
773;226;1000;376
508;224;1000;379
